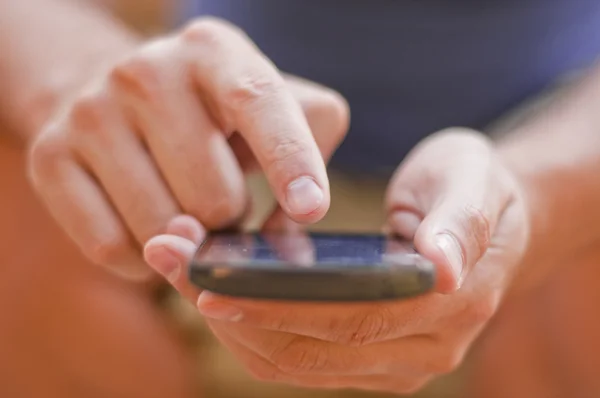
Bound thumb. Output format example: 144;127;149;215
385;130;514;294
144;215;205;303
414;202;491;294
413;176;511;294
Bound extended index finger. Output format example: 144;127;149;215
180;18;330;223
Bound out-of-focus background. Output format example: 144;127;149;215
111;2;467;397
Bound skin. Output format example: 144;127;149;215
1;2;346;396
25;19;350;280
144;130;530;394
4;0;600;396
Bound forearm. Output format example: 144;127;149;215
497;64;600;287
0;0;140;145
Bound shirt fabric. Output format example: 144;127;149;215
177;0;600;176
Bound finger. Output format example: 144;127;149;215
260;75;350;231
229;75;349;173
166;214;205;243
110;37;248;230
386;130;514;293
217;323;437;376
228;132;260;174
180;19;332;222
283;74;350;162
260;206;304;233
196;291;440;345
260;229;315;267
144;227;203;303
28;135;150;279
68;87;182;247
385;211;423;240
209;322;430;393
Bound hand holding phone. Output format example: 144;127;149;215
189;231;435;301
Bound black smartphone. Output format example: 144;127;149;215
188;231;436;302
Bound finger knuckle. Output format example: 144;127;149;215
23;86;64;128
461;204;491;258
270;337;328;375
68;91;111;134
109;53;166;106
224;72;286;114
87;233;132;266
337;307;394;347
266;138;311;173
180;17;238;47
27;127;68;183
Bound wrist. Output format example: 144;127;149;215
496;136;568;292
493;67;600;293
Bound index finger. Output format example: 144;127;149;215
180;18;330;223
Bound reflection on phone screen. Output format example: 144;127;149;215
195;232;417;269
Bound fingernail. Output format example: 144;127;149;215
145;246;181;284
286;176;323;215
435;233;465;287
167;215;204;244
197;295;243;322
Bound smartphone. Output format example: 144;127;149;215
188;231;436;302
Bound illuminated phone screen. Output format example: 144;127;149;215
193;232;422;270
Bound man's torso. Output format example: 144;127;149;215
180;0;600;175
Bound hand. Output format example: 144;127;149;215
144;129;530;394
26;17;349;280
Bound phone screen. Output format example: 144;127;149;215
190;231;435;301
192;232;423;270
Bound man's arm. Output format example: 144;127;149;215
497;65;600;289
0;0;140;145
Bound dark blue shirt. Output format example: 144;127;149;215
177;0;600;176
